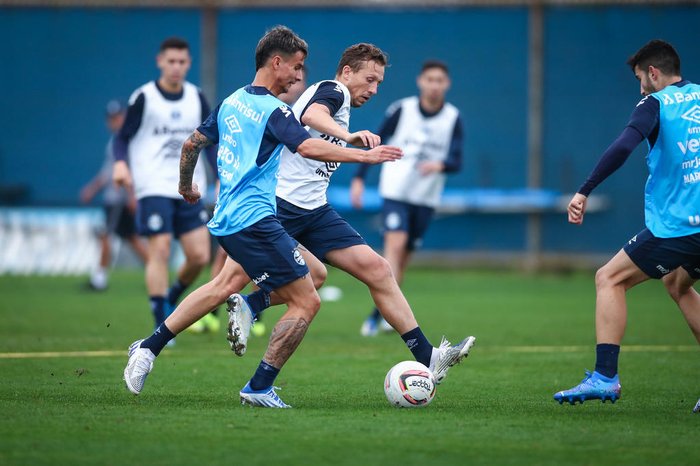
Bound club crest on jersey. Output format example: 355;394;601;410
224;115;243;133
171;110;181;119
292;248;306;266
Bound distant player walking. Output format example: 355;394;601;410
554;40;700;411
113;37;216;330
351;60;463;336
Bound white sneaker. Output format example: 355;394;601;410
226;294;253;356
379;317;394;333
429;335;476;385
693;398;700;413
123;339;156;395
360;317;378;337
239;382;291;408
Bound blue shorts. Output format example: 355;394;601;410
623;227;700;279
216;215;309;293
103;204;137;239
136;196;209;238
381;198;435;252
276;197;366;263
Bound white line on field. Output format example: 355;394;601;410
0;345;696;359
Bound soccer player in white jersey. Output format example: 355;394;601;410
552;40;700;411
113;37;217;331
123;37;474;408
350;60;464;336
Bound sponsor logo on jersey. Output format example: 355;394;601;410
681;105;700;125
227;96;265;123
677;137;700;156
224;115;242;133
279;105;292;118
333;84;343;94
293;248;306;266
660;90;700;105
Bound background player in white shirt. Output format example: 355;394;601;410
351;60;464;336
113;37;217;330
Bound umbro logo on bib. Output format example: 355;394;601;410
224;115;242;133
681;105;700;125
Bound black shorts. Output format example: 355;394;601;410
103;204;137;239
276;197;366;263
623;227;700;279
136;196;209;238
381;198;435;252
216;215;309;293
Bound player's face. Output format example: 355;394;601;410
344;60;385;108
277;52;306;95
279;76;307;105
157;48;191;86
417;67;450;102
634;65;658;96
106;113;125;134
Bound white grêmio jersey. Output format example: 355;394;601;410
379;96;459;207
276;80;351;209
127;81;207;200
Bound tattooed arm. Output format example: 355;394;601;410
179;130;214;204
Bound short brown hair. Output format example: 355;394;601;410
336;43;388;76
255;25;308;71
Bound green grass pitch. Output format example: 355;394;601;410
1;267;698;465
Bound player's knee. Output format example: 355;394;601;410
188;248;210;269
363;255;394;283
311;266;327;290
594;265;616;290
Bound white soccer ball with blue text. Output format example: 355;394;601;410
384;360;436;408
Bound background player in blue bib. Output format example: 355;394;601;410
553;40;700;412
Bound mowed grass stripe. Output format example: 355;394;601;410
2;344;697;359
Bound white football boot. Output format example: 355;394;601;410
239;382;291;408
226;294;253;356
429;335;476;384
123;339;156;395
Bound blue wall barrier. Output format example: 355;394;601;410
2;5;699;254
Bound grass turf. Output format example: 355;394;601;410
0;267;698;465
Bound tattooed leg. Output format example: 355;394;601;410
262;317;309;369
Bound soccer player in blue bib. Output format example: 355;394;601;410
123;26;403;407
553;40;700;411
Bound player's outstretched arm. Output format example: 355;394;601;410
113;160;132;190
179;130;213;204
297;138;401;164
567;193;588;225
301;103;380;148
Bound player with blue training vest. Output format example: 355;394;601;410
122;26;403;407
554;40;700;412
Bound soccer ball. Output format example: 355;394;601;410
384;360;436;408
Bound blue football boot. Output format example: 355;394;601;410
554;370;621;405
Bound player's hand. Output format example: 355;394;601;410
180;183;201;204
364;145;403;164
347;130;381;149
418;161;444;176
350;178;365;209
567;193;588;225
113;160;133;190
